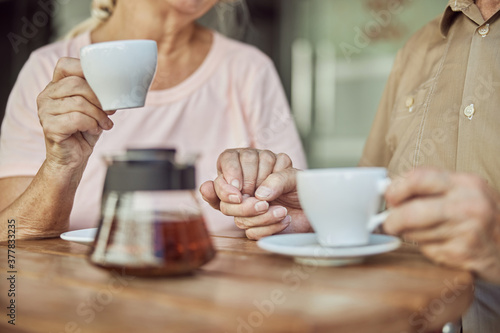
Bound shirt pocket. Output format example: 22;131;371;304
387;78;435;153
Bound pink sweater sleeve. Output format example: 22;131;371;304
0;54;50;178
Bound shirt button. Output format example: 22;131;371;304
405;97;414;107
464;104;475;119
478;24;490;37
406;97;415;112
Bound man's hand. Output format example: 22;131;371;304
200;148;312;240
384;168;500;284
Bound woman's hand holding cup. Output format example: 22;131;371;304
37;57;114;171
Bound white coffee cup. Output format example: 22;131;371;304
80;40;158;111
297;167;391;247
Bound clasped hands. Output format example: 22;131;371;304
201;148;500;285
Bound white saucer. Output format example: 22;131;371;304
257;233;401;266
60;228;97;245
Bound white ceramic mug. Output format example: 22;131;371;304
80;40;157;111
297;167;390;247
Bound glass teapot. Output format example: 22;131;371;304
89;149;215;276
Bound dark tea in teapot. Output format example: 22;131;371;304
89;149;215;277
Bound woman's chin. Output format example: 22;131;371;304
165;0;218;17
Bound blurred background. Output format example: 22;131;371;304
0;0;446;167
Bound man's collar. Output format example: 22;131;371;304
440;0;475;37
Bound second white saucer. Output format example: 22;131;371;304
60;228;97;245
257;233;401;266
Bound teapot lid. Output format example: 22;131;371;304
103;149;196;192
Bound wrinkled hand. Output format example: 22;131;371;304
200;148;312;240
37;57;115;170
384;168;500;284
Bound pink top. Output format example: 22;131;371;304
0;31;306;232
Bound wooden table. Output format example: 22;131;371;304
0;232;474;333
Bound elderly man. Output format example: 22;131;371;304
201;0;500;331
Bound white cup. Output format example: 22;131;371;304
80;40;158;111
297;167;391;247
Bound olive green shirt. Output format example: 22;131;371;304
360;1;500;332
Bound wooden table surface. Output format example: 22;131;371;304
0;232;474;333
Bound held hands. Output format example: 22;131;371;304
200;149;312;240
37;57;115;170
384;168;500;284
201;150;500;283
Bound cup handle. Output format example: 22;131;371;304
377;177;391;194
367;210;390;232
367;177;392;232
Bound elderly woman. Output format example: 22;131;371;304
0;0;306;240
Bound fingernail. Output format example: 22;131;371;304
242;194;251;199
273;207;288;219
282;215;292;225
255;186;272;199
254;201;269;212
231;179;241;190
106;118;114;129
229;195;241;204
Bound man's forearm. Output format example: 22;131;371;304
0;161;84;241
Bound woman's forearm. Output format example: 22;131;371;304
0;161;84;241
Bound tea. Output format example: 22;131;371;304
90;214;215;277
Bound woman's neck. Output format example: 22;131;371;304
91;1;198;55
476;0;500;20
